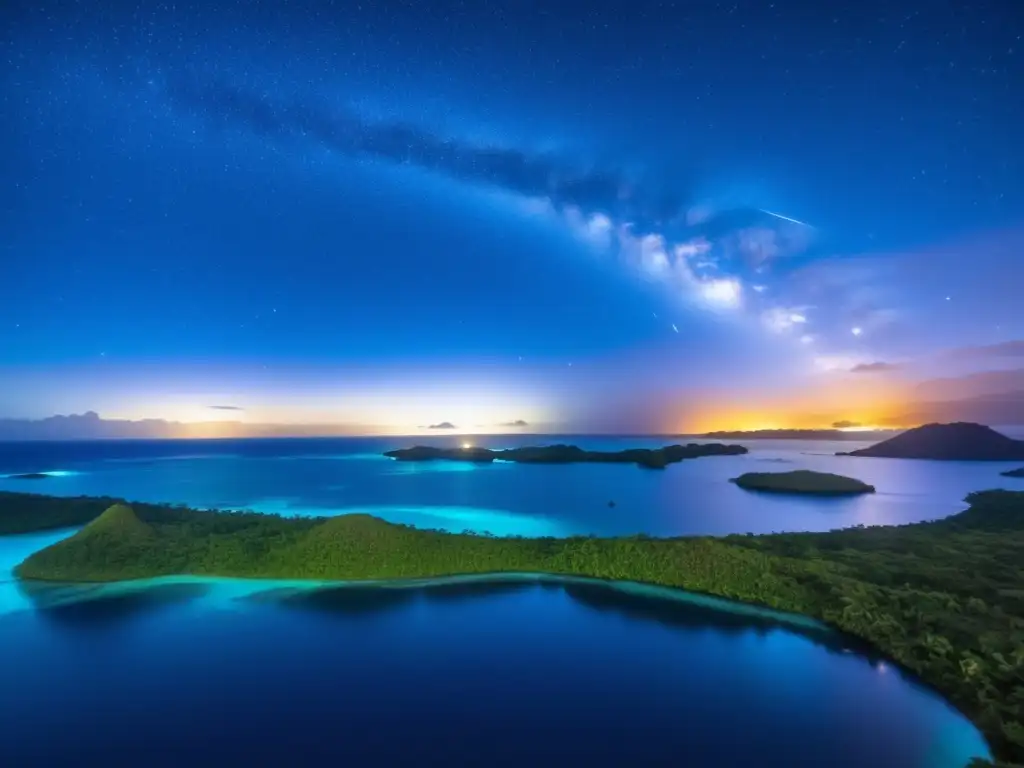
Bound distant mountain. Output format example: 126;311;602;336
841;422;1024;461
702;429;896;441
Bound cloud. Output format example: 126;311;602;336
849;361;901;373
946;340;1024;360
427;421;457;429
912;368;1024;402
500;419;529;428
0;412;421;440
563;207;613;248
165;75;691;225
176;75;961;367
761;307;809;334
0;412;237;440
813;355;862;373
897;391;1024;427
832;420;862;429
207;404;245;411
165;76;833;332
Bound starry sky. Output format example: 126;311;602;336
2;0;1022;435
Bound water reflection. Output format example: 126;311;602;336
264;575;839;641
19;580;210;626
2;436;1021;537
271;584;421;615
0;572;992;767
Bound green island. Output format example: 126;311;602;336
383;442;747;469
1002;468;1024;479
731;469;876;496
4;489;1024;766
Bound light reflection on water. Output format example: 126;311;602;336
0;436;1019;537
0;567;993;768
0;436;1012;765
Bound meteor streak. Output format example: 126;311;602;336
759;209;813;228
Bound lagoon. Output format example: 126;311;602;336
0;435;1010;767
0;568;991;767
1;435;1021;538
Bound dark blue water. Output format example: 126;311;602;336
0;574;991;767
1;435;1021;537
0;436;1006;766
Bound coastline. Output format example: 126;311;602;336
5;490;1022;765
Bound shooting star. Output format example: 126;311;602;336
759;209;814;228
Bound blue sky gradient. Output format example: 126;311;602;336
2;0;1022;433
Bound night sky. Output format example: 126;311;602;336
2;0;1022;434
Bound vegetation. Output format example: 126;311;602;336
731;469;876;495
842;422;1024;461
8;489;1024;764
1002;468;1024;479
383;442;748;469
0;492;125;534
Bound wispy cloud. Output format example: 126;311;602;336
499;419;529;427
849;361;901;374
427;421;457;429
208;404;244;411
173;76;948;365
946;339;1024;360
761;307;809;334
167;76;831;330
165;75;689;226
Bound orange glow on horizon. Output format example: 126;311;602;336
682;383;916;434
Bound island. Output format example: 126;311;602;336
4;488;1023;765
383;442;748;469
1002;468;1024;479
702;428;895;441
839;422;1024;461
730;470;876;496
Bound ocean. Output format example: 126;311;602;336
0;434;1010;767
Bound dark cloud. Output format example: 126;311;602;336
894;369;1024;427
0;413;401;439
208;405;244;411
897;391;1024;427
946;340;1024;360
500;419;529;428
0;412;195;440
164;75;693;225
913;369;1024;402
427;421;457;429
832;420;862;429
849;361;901;374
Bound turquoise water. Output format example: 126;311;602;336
1;435;1020;537
0;436;1006;766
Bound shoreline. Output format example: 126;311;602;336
5;490;1022;764
17;570;832;632
13;566;993;764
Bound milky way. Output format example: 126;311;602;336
2;0;1022;430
